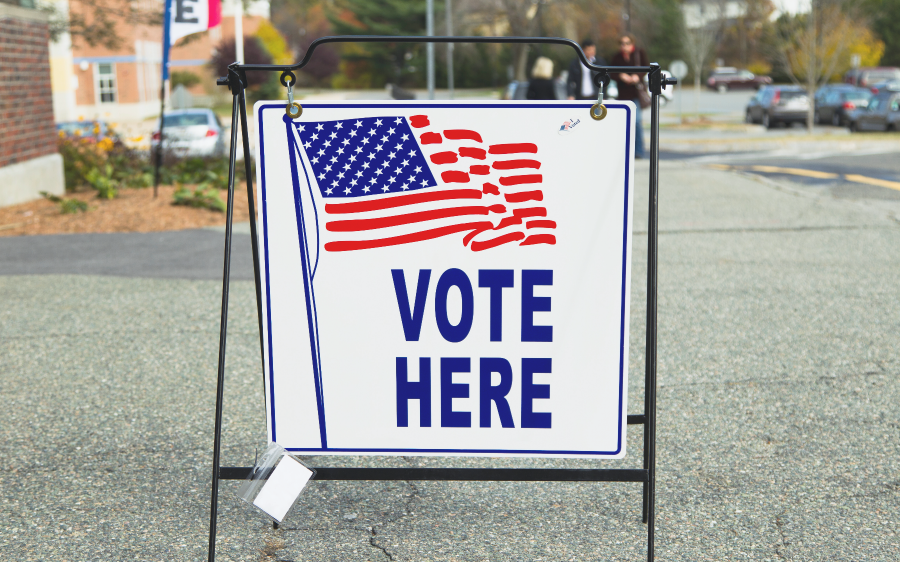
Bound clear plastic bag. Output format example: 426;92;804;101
237;442;316;522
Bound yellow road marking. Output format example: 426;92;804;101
706;164;734;171
748;165;839;179
844;174;900;192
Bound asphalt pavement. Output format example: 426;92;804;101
1;159;899;561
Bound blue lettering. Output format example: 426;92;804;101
478;269;514;341
434;269;474;343
440;357;471;427
392;269;431;341
479;358;515;428
396;357;431;427
521;270;553;342
521;358;551;428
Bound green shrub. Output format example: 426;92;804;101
172;183;227;212
40;191;89;214
171;70;202;89
85;164;118;199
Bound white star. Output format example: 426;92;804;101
323;140;331;148
354;120;363;128
329;132;337;139
311;157;319;164
375;119;383;127
331;180;339;187
368;129;377;136
351;178;358;186
381;161;390;168
394;118;402;125
316;124;324;131
303;141;311;149
394;167;403;175
388;152;396;159
317;149;325;156
394;143;403;151
324;164;332;172
363;185;371;193
375;144;383;152
408;149;416;157
349;130;357;137
311;133;319;141
344;187;352;194
318;173;326;180
325;187;333;195
382;185;390;192
337;148;344;155
408;175;416;182
381;135;389;143
330;156;337;163
355;170;363;178
337;172;345;179
414;166;422;173
401;159;409;167
335;122;343;129
369;177;377;184
388;128;395;135
342;138;350;146
375;169;383;176
421;179;428;186
401;134;409;141
361;137;370;145
401;182;409;190
343;163;351;170
362;162;370;169
349;155;357;162
354;146;363;154
367;153;375;160
388;176;397;184
298;125;306;132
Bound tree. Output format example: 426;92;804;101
771;0;870;132
210;36;273;87
43;0;160;50
861;0;900;66
681;0;723;115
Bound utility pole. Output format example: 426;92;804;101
446;0;454;99
625;0;631;32
426;0;435;99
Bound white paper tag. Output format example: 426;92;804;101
251;455;314;522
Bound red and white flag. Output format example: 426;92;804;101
169;0;221;46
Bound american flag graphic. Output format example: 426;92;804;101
287;114;557;252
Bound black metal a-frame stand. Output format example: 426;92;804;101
208;35;674;562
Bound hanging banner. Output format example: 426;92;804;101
254;101;635;458
162;0;222;79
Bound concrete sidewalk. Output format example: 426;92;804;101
1;161;898;561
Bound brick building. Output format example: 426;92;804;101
0;0;65;206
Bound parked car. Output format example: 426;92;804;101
847;91;900;132
868;80;900;95
56;120;118;142
815;86;872;126
745;85;810;129
503;77;618;101
706;67;772;93
151;109;226;158
844;67;900;88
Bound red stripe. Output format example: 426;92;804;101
463;227;489;246
520;234;556;246
325;189;482;214
327;205;501;232
494;216;522;229
493;159;541;170
420;132;442;144
208;0;222;27
488;143;537;154
471;231;525;251
526;219;556;229
513;207;546;218
482;182;499;195
430;151;458;164
499;174;542;186
470;165;490;175
409;115;430;128
444;129;483;142
441;170;470;183
504;190;543;203
325;221;493;252
459;147;486;160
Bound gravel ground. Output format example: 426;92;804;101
1;161;898;561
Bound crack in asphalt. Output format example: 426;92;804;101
774;512;789;560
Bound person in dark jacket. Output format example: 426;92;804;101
527;56;557;100
566;40;606;100
609;33;648;158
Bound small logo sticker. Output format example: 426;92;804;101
558;118;581;135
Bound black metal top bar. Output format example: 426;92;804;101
220;466;649;482
230;35;652;75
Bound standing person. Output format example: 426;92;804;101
567;40;606;101
527;56;557;100
610;33;648;158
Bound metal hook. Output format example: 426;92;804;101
590;71;608;121
282;71;302;118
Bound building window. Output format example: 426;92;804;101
96;63;117;103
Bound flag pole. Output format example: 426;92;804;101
154;0;172;199
234;0;244;63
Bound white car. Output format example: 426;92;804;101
151;109;226;158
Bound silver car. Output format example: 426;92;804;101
151;109;227;157
848;91;900;132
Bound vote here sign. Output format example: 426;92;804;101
253;101;635;458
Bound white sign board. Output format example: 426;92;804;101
253;101;635;458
